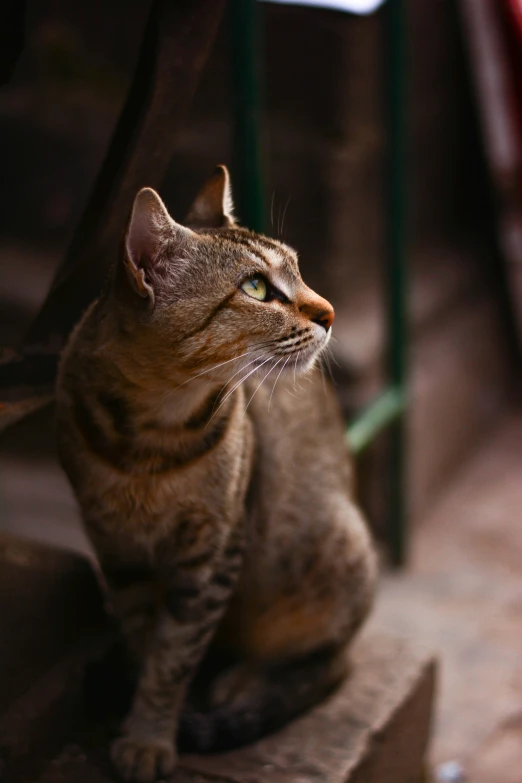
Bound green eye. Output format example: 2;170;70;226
241;277;267;301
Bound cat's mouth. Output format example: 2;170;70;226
275;330;331;373
289;342;325;371
227;330;330;388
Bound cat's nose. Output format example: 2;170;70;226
313;307;335;332
299;296;335;332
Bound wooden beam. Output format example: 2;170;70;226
0;0;226;431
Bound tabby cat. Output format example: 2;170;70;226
56;166;377;783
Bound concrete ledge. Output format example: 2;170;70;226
36;630;436;783
179;632;436;783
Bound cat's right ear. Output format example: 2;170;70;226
185;165;235;229
123;188;190;306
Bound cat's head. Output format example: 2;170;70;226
115;166;334;384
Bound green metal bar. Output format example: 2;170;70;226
346;386;406;455
230;0;265;232
385;0;408;566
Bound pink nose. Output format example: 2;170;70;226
313;307;335;331
300;300;335;332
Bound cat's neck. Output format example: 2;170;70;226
93;316;242;431
104;351;233;431
143;378;228;429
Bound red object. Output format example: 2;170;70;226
504;0;522;38
498;0;522;148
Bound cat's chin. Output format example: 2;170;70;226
287;344;325;374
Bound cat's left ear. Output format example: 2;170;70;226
185;165;236;229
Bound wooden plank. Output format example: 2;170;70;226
0;0;226;430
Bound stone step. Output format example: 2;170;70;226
35;630;436;783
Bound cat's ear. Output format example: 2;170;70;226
124;187;186;305
186;165;235;229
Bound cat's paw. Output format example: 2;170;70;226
111;734;176;782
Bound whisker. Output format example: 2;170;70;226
222;354;264;388
173;338;278;395
209;354;266;416
249;338;279;351
293;350;301;391
281;197;291;238
268;355;291;411
173;350;254;391
322;349;336;386
325;343;341;369
206;355;273;429
319;358;328;396
244;358;282;416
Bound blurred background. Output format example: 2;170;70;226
0;1;521;781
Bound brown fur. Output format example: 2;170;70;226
56;166;377;782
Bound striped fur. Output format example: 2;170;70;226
56;167;377;782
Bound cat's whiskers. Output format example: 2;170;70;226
208;353;267;419
172;350;255;392
324;342;341;369
327;353;337;382
205;354;274;430
243;357;283;417
219;353;266;393
319;358;328;396
322;347;336;386
268;355;291;412
293;350;301;391
280;197;291;239
249;338;279;352
172;337;279;394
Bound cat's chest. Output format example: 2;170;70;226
78;416;253;537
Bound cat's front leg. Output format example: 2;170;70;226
111;612;201;782
111;533;244;783
102;566;159;670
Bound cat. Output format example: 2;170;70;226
56;166;377;783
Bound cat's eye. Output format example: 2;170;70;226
241;277;267;301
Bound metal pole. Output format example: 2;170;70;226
385;0;408;566
230;0;266;232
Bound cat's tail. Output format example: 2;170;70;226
178;646;348;753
